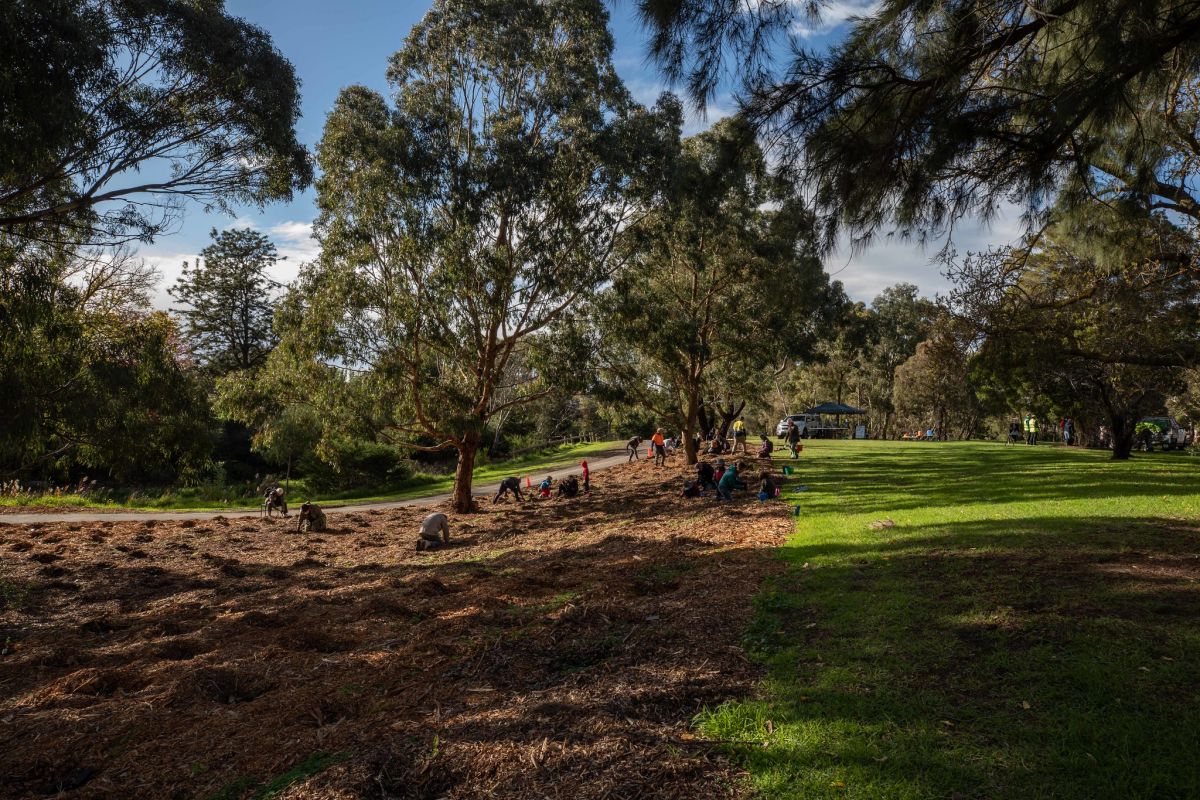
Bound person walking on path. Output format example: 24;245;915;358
732;418;748;454
626;435;643;462
651;428;667;466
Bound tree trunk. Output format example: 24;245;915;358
1110;412;1136;460
716;400;745;438
697;400;713;439
684;389;700;465
451;432;481;512
285;455;291;493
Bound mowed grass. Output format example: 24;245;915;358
698;439;1200;799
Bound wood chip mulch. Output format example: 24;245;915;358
0;458;792;799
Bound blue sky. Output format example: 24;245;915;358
141;0;1022;306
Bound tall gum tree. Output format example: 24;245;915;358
601;117;836;464
297;0;673;511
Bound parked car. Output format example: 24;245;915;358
775;414;821;437
1135;417;1191;451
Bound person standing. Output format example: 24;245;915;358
786;420;802;459
1027;414;1039;445
732;417;747;454
651;428;667;466
580;459;590;492
1064;418;1075;446
626;435;643;462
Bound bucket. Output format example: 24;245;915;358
782;466;792;475
793;505;802;516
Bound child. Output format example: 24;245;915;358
580;459;590;492
557;475;580;498
757;434;774;459
696;461;717;490
680;479;702;498
538;476;553;499
716;461;745;501
758;470;776;501
714;458;726;484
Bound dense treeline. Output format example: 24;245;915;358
5;0;1200;505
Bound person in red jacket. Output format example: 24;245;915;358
580;459;590;492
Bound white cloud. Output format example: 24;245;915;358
142;250;200;310
267;219;320;275
790;0;881;39
137;219;319;310
830;206;1027;302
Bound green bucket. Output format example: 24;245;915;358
782;466;792;475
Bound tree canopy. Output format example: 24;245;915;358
0;0;311;247
637;0;1200;246
266;0;674;510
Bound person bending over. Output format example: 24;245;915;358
417;512;450;551
296;502;326;532
626;436;643;462
696;461;717;491
757;434;774;459
557;475;580;498
493;476;523;504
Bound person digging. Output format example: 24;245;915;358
417;512;451;552
296;501;326;533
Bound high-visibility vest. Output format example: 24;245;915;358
1030;417;1039;433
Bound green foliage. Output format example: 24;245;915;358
0;0;310;245
0;241;213;483
956;207;1199;457
170;227;282;375
600;116;838;460
637;0;1200;245
279;0;671;508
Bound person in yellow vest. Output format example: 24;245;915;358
732;417;748;454
1026;413;1039;445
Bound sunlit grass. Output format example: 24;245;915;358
699;439;1200;799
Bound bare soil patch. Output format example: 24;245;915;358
0;459;791;799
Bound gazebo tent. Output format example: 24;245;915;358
804;402;866;416
804;402;867;437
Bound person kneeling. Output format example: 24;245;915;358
757;434;774;459
296;502;326;533
557;475;580;498
416;512;450;552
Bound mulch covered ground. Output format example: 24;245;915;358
0;457;793;799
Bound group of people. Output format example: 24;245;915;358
628;418;764;463
1006;415;1075;446
261;486;327;532
681;458;779;502
492;459;592;504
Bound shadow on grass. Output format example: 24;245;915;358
702;513;1200;799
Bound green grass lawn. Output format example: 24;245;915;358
0;439;622;512
698;439;1200;799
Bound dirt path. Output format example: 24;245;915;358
0;450;636;525
0;457;792;799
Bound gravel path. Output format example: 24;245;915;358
0;449;639;524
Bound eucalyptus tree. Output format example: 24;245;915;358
600;117;835;464
0;0;310;247
295;0;673;510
